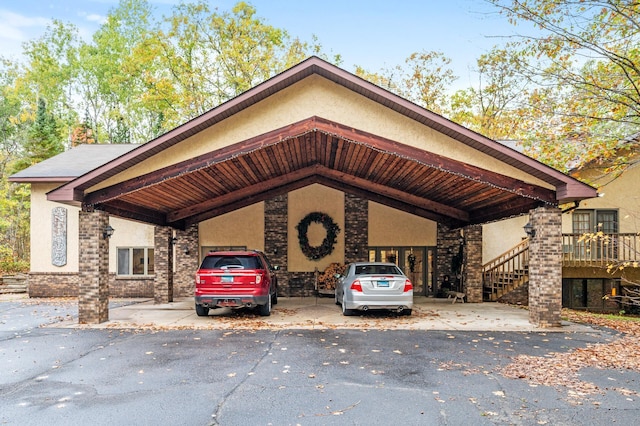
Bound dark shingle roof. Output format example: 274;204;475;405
9;144;140;183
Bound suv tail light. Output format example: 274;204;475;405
195;275;201;285
255;274;262;285
350;279;362;292
403;279;413;292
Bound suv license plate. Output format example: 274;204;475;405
377;280;389;287
221;276;233;283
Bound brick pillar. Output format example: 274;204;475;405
528;206;562;327
265;195;288;292
78;210;109;324
463;225;483;303
436;224;463;293
154;226;174;304
345;193;368;264
174;224;199;297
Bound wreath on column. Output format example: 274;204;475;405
296;212;341;260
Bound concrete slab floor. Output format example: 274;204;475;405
51;296;595;332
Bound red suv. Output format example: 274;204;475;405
195;250;278;317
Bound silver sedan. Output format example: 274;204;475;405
335;262;413;316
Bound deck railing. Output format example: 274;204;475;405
562;233;639;267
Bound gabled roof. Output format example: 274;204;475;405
38;56;596;228
9;144;139;183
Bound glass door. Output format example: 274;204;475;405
367;247;435;296
403;248;424;295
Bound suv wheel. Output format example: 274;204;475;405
258;292;272;316
195;304;209;317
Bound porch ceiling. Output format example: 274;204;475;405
82;117;556;229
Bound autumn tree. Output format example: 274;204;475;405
0;61;32;267
488;0;640;169
76;0;156;143
10;98;64;173
19;20;79;125
448;47;529;140
356;50;457;115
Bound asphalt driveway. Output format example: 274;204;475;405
1;295;639;425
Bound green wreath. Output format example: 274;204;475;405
296;212;341;260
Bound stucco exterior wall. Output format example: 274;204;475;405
30;183;154;274
88;75;553;193
108;217;155;272
483;163;639;263
567;162;640;233
288;184;344;272
368;202;436;246
198;203;265;256
31;183;79;272
482;216;529;263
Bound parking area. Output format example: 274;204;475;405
50;296;594;332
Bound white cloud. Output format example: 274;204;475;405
0;10;50;29
82;13;107;24
0;9;51;57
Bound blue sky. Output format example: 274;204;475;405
0;0;523;89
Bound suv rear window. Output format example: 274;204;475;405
200;255;263;270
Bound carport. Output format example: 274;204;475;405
46;57;597;327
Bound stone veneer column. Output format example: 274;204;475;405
344;193;368;264
154;226;174;304
463;225;483;303
528;206;563;327
436;224;464;292
78;209;109;324
173;224;199;297
265;195;288;292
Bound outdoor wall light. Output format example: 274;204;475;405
523;222;536;238
171;237;178;246
183;246;190;255
103;224;115;239
353;247;359;255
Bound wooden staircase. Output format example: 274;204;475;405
483;239;530;301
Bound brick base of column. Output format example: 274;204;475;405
154;226;174;304
528;206;562;327
463;225;483;303
174;224;199;297
345;193;368;264
265;195;289;292
78;210;109;324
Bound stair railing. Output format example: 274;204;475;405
482;238;530;300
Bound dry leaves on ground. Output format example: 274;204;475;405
500;309;640;400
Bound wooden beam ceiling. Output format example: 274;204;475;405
86;117;555;229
